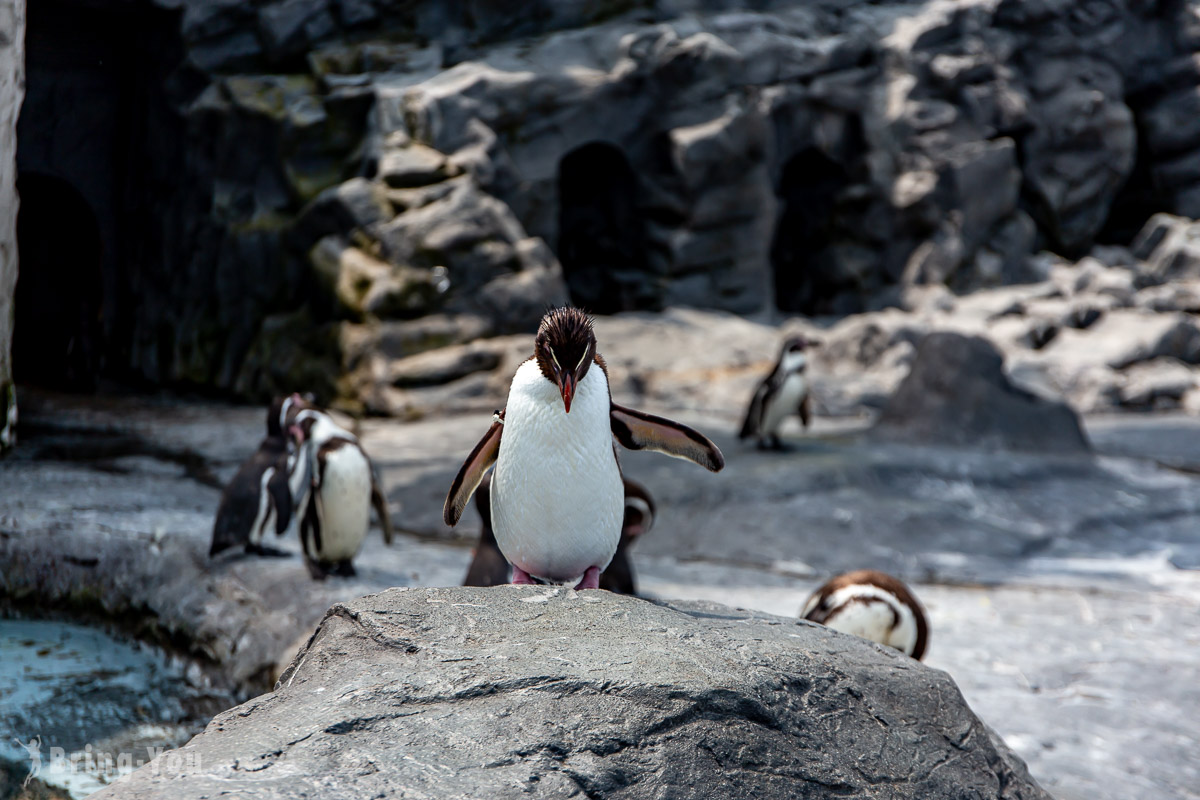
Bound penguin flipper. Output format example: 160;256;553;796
266;455;293;536
738;379;769;439
444;411;504;527
371;470;394;546
610;404;725;472
799;392;812;429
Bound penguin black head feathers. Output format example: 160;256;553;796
534;307;598;414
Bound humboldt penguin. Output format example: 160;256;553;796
599;478;655;595
444;306;723;590
800;570;929;660
209;394;308;558
292;408;394;579
463;475;656;593
739;335;815;450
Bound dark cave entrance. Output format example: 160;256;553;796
1096;110;1173;247
16;0;187;388
14;175;104;389
770;147;851;314
556;142;653;314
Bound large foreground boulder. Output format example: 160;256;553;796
873;332;1091;453
96;587;1049;800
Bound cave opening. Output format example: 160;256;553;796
556;142;653;314
1095;111;1172;247
14;174;104;389
770;147;851;314
16;0;188;389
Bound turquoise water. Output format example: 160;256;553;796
0;619;207;797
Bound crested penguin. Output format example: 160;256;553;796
800;570;929;660
444;307;724;590
210;394;309;558
292;408;394;579
739;335;816;450
463;474;656;594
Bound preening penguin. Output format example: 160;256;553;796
444;307;723;590
209;394;309;558
801;570;929;660
740;335;815;450
292;408;394;579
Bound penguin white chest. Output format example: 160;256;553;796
763;371;808;434
818;585;919;657
312;443;372;561
491;360;623;583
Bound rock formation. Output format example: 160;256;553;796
872;331;1091;452
94;587;1050;800
11;0;1200;405
0;0;22;451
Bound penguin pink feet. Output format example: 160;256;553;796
511;565;536;585
574;566;601;590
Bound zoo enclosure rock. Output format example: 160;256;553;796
96;587;1051;800
18;0;1200;407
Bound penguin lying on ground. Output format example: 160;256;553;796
210;394;310;558
292;408;393;579
800;570;929;660
739;335;816;450
444;306;723;590
463;473;656;594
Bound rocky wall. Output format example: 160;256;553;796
15;0;1200;407
0;0;23;450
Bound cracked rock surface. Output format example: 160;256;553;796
92;587;1049;800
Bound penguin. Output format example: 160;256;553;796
800;570;929;660
463;475;656;594
209;394;309;558
739;335;816;450
292;408;394;579
461;473;509;587
444;306;724;590
598;478;655;595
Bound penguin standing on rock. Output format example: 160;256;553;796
801;570;929;660
463;474;656;594
444;306;724;590
210;394;310;558
739;335;816;450
292;408;394;579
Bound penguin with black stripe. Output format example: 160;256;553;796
209;394;310;558
739;335;816;450
444;306;723;590
463;473;656;594
292;408;394;579
801;570;929;660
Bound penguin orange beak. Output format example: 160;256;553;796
558;373;576;413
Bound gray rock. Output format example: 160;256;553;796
387;341;503;388
378;142;459;188
0;0;22;452
1117;358;1197;410
309;236;448;321
873;332;1090;453
1130;213;1200;287
94;587;1050;800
